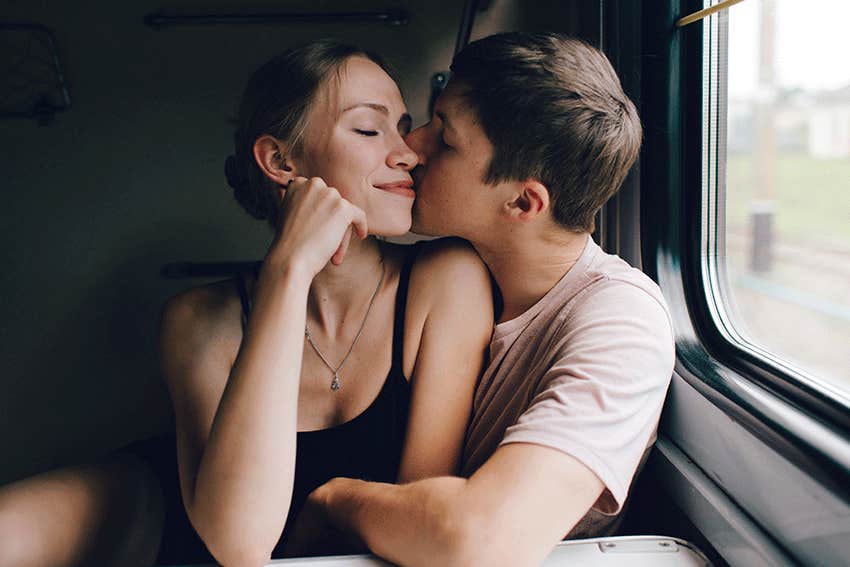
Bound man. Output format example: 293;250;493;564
305;32;674;566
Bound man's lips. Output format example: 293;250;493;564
375;182;415;199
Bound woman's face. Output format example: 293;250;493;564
295;56;418;236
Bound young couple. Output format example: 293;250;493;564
0;32;674;567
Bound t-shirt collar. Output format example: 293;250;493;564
492;235;598;341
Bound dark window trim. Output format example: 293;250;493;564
597;1;643;267
639;0;850;501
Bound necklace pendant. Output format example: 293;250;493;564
331;373;341;392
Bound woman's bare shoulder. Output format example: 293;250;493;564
411;238;491;295
159;279;244;381
405;237;493;327
162;279;244;331
384;237;487;276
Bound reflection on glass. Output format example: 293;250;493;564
722;0;850;391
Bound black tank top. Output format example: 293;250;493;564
236;245;417;556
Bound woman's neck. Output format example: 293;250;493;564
307;235;385;337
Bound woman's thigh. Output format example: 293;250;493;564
0;456;164;567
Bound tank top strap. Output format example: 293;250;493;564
391;242;424;376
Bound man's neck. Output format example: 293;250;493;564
474;230;589;324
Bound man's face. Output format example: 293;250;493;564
405;80;498;238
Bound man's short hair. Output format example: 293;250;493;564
450;32;641;232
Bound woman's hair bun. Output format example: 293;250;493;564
225;154;268;220
224;154;248;190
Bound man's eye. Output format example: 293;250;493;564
354;129;379;137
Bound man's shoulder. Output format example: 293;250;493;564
502;245;671;351
529;250;673;357
588;246;661;290
530;241;667;322
574;249;669;321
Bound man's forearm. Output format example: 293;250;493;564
316;476;471;567
315;445;606;567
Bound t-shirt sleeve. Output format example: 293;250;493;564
499;280;675;514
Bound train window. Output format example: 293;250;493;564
701;0;850;397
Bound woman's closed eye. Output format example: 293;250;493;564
354;128;379;137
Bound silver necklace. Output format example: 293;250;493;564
304;254;385;392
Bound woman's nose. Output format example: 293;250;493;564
389;136;419;170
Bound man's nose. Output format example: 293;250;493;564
404;126;428;166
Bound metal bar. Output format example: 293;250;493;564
160;262;259;278
676;0;746;28
144;9;408;29
0;23;52;31
454;0;480;55
44;29;71;110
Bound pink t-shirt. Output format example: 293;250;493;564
461;236;674;537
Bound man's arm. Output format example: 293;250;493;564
314;442;604;567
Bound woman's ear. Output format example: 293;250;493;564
503;180;550;222
253;135;298;187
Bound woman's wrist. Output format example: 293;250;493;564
260;254;314;290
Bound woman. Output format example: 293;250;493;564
157;41;493;565
0;456;164;567
0;41;492;567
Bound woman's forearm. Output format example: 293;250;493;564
189;262;311;565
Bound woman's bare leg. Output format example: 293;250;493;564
0;456;164;567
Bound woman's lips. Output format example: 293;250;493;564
375;183;415;199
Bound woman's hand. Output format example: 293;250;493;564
284;484;368;557
267;177;368;279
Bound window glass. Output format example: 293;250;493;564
703;0;850;398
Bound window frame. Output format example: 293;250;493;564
700;0;850;419
639;0;850;499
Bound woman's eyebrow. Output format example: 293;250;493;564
342;102;389;115
342;103;412;128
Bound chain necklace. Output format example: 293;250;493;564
304;253;385;392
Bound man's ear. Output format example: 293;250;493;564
253;135;298;188
504;180;550;222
